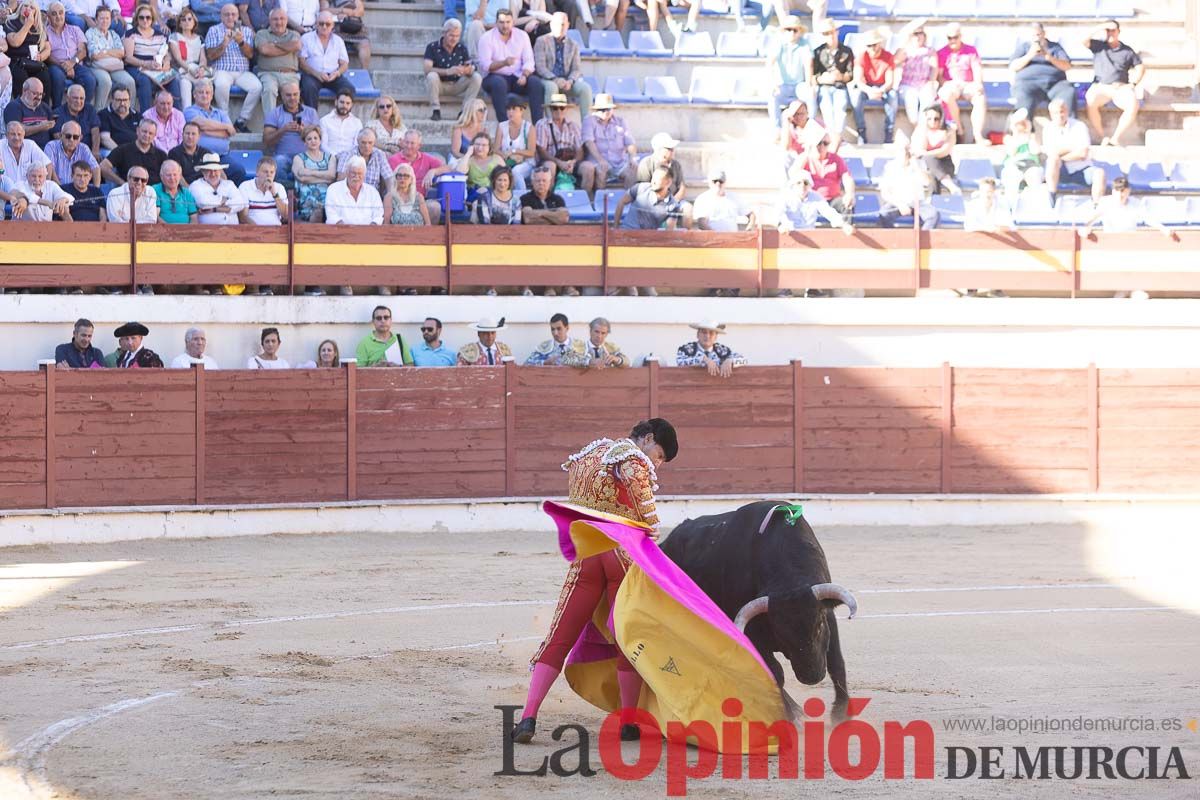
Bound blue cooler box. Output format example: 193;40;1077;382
436;173;468;212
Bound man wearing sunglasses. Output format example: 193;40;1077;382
355;305;415;367
936;22;986;144
410;317;457;367
44;120;99;186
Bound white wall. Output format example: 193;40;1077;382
5;295;1200;372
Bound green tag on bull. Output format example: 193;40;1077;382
781;503;804;525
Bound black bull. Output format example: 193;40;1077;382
659;500;857;717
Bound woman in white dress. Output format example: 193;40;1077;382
247;327;290;369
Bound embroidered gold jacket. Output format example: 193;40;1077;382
563;437;661;528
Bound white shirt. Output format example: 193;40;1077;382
247;355;291;369
170;353;220;369
1043;117;1092;173
238;178;287;225
189;177;248;225
106;183;159;223
14;180;72;221
300;30;349;74
775;189;846;231
964;196;1015;232
2;141;52;186
325;179;383;225
1093;195;1140;233
691;188;742;232
320;110;364;157
284;0;320;30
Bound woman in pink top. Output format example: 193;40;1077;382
910;104;961;195
935;22;988;144
894;22;938;129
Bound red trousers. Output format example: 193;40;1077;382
533;549;634;672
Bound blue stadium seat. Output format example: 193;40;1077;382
644;76;686;103
628;30;671;57
100;182;115;197
846;157;871;188
843;32;867;55
852;0;890;17
581;75;601;96
732;77;768;106
674;31;716;57
1096;0;1135;18
976;30;1017;60
228;150;264;173
956;158;996;190
850;193;880;224
688;68;734;104
594;188;626;220
1057;0;1098;17
983;81;1014;108
604;75;645;103
1169;161;1200;192
562;190;601;222
973;2;1011;18
327;70;380;99
588;30;630;56
892;0;936;15
930;194;965;227
1056;195;1094;226
1013;192;1058;226
825;0;853;17
1142;196;1187;226
1127;162;1170;192
716;31;761;58
567;29;591;55
1092;160;1124;184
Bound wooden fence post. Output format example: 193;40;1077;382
193;363;205;504
647;356;659;418
1088;362;1098;492
792;359;802;493
129;186;139;293
602;199;610;296
38;361;56;509
445;206;454;295
346;359;357;501
287;189;296;295
941;361;953;493
504;358;516;496
756;225;764;298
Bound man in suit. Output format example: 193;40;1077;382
533;12;590;116
525;312;588;366
457;317;513;365
111;321;164;368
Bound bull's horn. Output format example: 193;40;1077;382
733;596;770;633
812;583;858;619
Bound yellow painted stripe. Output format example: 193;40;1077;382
296;244;447;267
608;247;757;271
773;247;910;271
922;248;1072;273
138;241;287;265
1080;252;1198;273
453;244;600;267
2;241;129;265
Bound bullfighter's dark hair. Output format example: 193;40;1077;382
550;313;569;327
260;327;281;344
631;418;678;462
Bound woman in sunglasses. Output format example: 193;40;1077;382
123;2;180;112
367;94;406;155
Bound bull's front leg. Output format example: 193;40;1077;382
826;611;850;722
748;631;786;686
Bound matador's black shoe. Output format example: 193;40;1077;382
511;717;537;744
620;723;641;741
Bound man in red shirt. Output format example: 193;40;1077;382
804;133;855;215
389;128;446;222
850;29;897;144
936;22;987;143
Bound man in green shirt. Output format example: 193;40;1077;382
356;305;415;366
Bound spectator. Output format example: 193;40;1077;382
13;162;73;220
534;12;589;116
45;120;98;187
767;16;811;131
428;130;504;201
240;0;280;32
154;0;191;30
100;117;164;185
299;11;353;110
634;131;684;202
323;0;371;70
298;338;340;368
168;122;211;183
676;321;746;378
423;18;481;123
98;85;137;149
472;162;521;224
356;304;414;367
55;318;105;368
3;121;53;188
169;326;219;368
0;169;19;217
477;9;544;125
520;164;566;224
74;0;124;34
525;312;588;366
292;123;334;223
284;0;319;34
614;167;689;231
123;4;181;113
142;89;183;150
806;132;854;214
1000;108;1044;204
937;22;986;145
692;167;752;232
254;6;301;116
1084;19;1144;146
325;153;383;230
637;0;672;42
153;158;197;223
112;321;164;368
263;80;318;181
248;327;290;369
1010;21;1073;119
4;2;50;102
411;317;456;367
850;28;897;144
964;177;1013;237
449;97;493;160
910;104;960;195
337;126;391;196
45;2;95;107
877;138;938;229
61;158;105;218
778;99;824;175
190;152;247;224
496;96;534;189
193;0;227;33
583;317;628;369
394;128;446;205
4;78;54;149
893;18;937;131
320;88;361;155
774;169;854;235
383;161;430;225
535;91;593;194
1084;175;1171;238
85;7;135;110
812;18;853;149
1044;97;1104;205
465;0;509;56
105;164;158;223
512;0;551;48
53;84;99;153
182;79;235;155
239;157;287;226
204;3;260;134
368;95;405;155
457;317;511;366
581;92;636;194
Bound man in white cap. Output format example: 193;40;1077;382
675;321;746;379
634;132;685;202
767;15;811;130
692;166;751;232
936;22;986;144
189;152;247;225
536;92;595;194
850;27;897;144
774;169;854;235
582;92;637;191
458;317;512;365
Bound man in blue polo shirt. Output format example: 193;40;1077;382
411;317;457;367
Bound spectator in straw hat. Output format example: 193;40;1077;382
536;91;595;195
189;151;247;225
767;15;812;131
676;321;746;378
812;17;854;149
458;317;512;365
850;27;898;144
582;92;637;192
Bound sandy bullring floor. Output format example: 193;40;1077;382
1;519;1198;799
